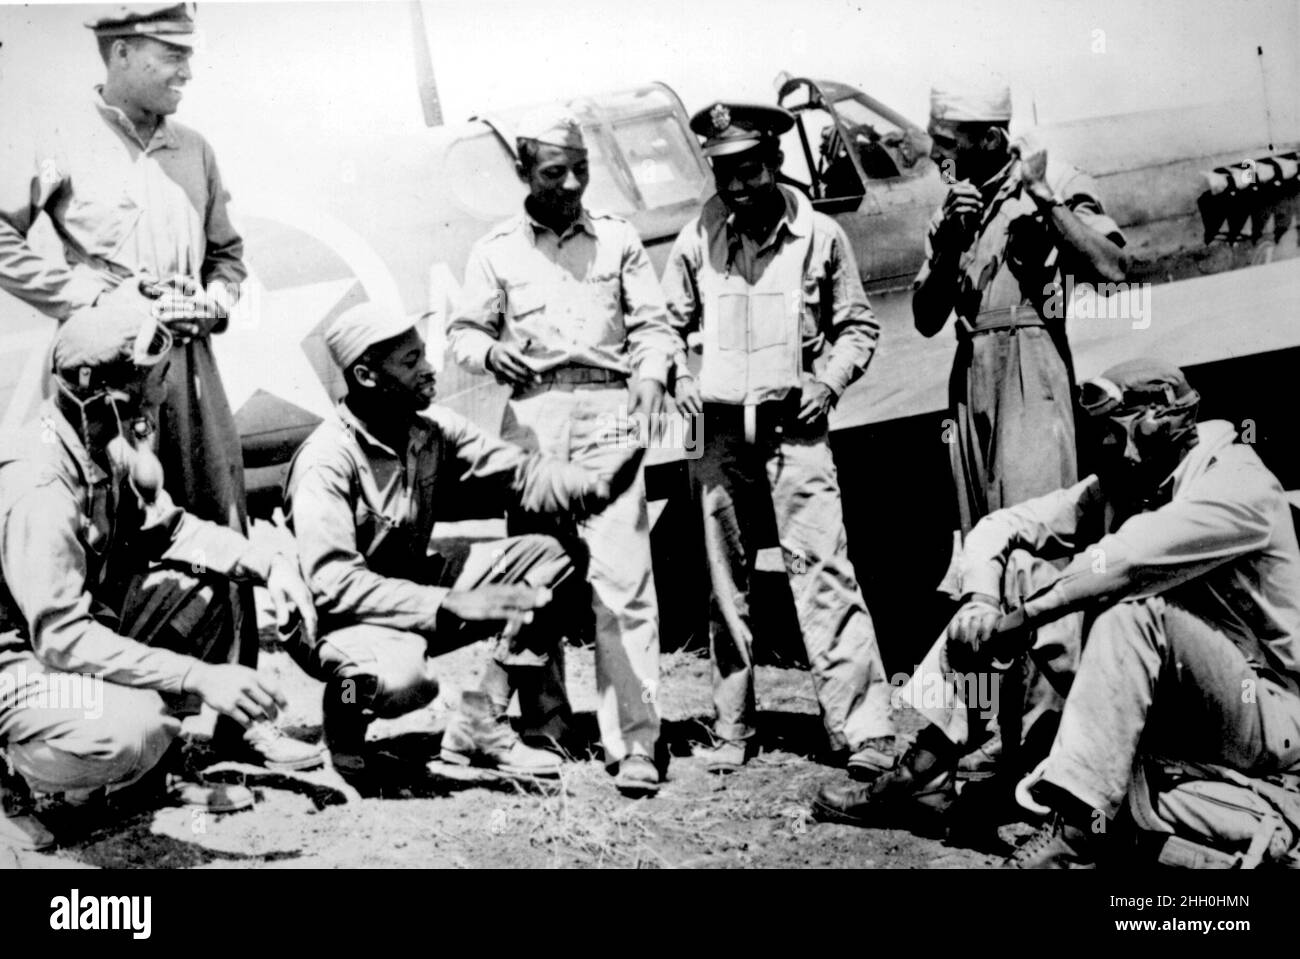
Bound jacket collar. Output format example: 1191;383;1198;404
93;86;178;152
1168;420;1238;499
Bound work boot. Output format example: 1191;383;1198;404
239;721;326;772
847;736;899;781
693;738;753;773
440;691;563;778
811;739;956;829
0;761;56;852
322;680;372;780
614;755;661;797
1007;814;1097;869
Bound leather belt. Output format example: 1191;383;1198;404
704;397;802;444
956;305;1047;338
534;366;629;386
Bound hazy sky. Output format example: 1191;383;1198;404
3;0;1296;124
1;0;1296;211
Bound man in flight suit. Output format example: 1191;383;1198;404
0;306;319;851
813;360;1300;871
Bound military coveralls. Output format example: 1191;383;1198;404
661;186;894;752
0;89;257;688
901;421;1300;814
284;401;621;741
0;403;279;795
448;206;678;762
915;146;1125;534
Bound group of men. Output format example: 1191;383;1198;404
1;3;1298;870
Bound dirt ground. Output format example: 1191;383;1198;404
3;587;1028;870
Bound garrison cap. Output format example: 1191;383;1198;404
690;102;794;158
929;75;1012;125
515;105;586;153
325;302;417;372
86;3;201;51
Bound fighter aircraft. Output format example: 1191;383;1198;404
225;72;1298;501
1;11;1297;657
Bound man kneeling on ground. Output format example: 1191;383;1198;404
812;358;1300;868
0;307;320;851
284;304;649;789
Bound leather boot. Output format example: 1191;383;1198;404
440;691;563;777
812;738;956;829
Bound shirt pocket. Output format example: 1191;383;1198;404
507;281;547;322
504;281;557;348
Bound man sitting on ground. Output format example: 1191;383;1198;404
812;359;1300;869
0;306;320;851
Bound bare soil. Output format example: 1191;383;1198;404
4;592;1022;870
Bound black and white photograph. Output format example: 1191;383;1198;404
0;0;1297;904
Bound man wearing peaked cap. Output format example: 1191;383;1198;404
285;303;648;782
689;102;795;158
816;360;1300;868
0;0;303;771
0;302;323;850
662;100;896;778
449;99;679;797
85;3;202;50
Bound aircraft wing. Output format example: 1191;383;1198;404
829;256;1300;431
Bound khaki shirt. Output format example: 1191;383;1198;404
284;401;609;634
661;187;880;397
958;421;1300;690
0;88;245;320
914;145;1123;325
0;403;275;691
448;206;676;386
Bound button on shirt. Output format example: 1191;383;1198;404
661;187;880;397
0;88;245;319
448;206;677;385
285;401;609;634
0;404;276;691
